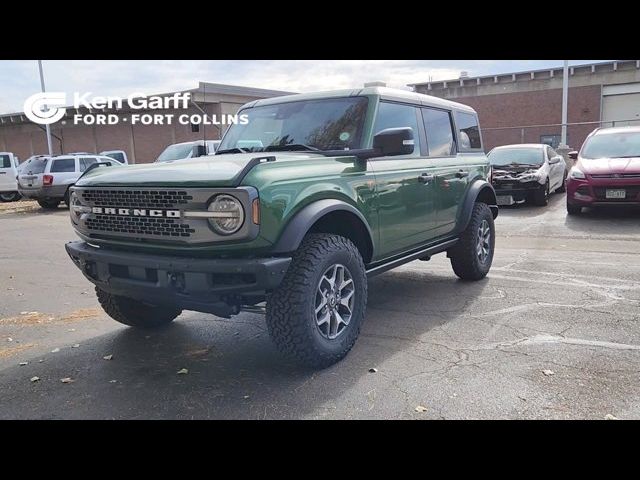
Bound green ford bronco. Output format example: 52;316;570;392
66;87;498;368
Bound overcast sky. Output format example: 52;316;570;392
0;60;610;114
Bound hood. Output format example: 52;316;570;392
75;152;321;188
492;163;544;180
578;157;640;175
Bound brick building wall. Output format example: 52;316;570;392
448;85;601;151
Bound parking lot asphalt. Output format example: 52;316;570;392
1;195;639;419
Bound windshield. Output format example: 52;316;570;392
155;143;194;163
488;148;544;166
582;131;640;159
218;97;369;153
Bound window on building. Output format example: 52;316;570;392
50;158;76;173
373;102;421;157
455;111;482;150
191;122;200;133
421;108;455;156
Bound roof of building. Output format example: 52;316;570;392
409;60;640;91
247;86;476;112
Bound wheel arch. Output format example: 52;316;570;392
456;180;498;234
272;199;375;264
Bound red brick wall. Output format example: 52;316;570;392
443;85;601;151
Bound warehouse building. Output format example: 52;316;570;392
410;60;640;151
0;82;292;163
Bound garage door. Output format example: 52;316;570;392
602;83;640;127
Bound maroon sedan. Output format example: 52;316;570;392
566;126;640;215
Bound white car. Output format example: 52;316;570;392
154;140;220;163
0;152;22;202
489;143;567;206
18;154;122;209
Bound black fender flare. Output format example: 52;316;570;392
272;199;374;255
456;180;499;234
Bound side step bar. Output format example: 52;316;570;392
366;238;458;278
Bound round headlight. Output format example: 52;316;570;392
208;194;244;235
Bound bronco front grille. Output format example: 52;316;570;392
85;215;195;237
79;189;193;209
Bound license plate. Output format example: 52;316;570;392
606;189;626;199
497;195;515;206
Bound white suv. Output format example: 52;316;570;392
18;154;122;209
0;152;21;202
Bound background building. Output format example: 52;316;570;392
0;82;292;163
410;60;640;151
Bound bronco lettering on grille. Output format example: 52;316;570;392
91;207;181;218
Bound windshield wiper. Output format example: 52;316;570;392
264;144;319;152
216;147;248;155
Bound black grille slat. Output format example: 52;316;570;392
86;215;193;237
80;189;193;209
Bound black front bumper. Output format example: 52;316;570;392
493;182;543;202
65;241;292;315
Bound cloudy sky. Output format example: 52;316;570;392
0;60;610;114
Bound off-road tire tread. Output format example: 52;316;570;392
96;287;181;328
449;202;494;281
266;234;367;369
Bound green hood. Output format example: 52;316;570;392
75;152;320;188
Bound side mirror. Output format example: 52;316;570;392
192;144;207;157
568;151;578;160
373;127;415;157
549;156;561;165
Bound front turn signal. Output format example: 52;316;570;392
252;199;260;225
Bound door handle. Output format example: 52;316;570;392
455;170;469;178
418;173;434;184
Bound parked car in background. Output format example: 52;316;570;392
154;140;220;163
489;144;567;206
0;152;22;202
100;150;129;165
18;154;122;209
566;126;640;215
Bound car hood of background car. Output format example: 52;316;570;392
75;152;326;188
578;157;640;175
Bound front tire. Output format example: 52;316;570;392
37;199;60;209
449;202;495;281
266;234;367;369
532;180;550;206
96;287;182;328
567;201;582;215
0;192;21;202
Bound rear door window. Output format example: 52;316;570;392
454;111;482;150
421;108;455;156
50;158;76;173
80;157;98;172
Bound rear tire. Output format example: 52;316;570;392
96;287;182;328
0;192;21;202
449;202;495;281
266;233;367;369
556;172;566;193
37;199;60;209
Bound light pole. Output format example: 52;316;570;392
560;60;569;148
37;60;54;156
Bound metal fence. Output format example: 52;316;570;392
481;118;640;153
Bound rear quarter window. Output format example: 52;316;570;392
0;154;11;168
455;111;482;151
50;158;76;173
